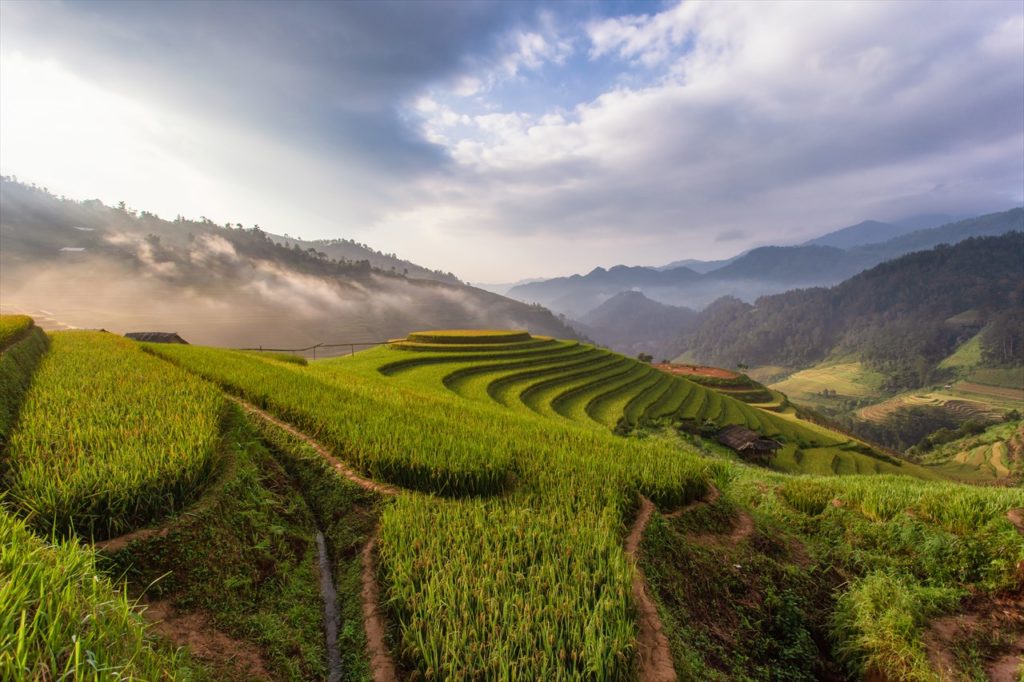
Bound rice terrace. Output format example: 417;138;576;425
1;317;1021;681
3;1;1024;680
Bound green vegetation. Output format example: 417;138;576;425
240;349;309;365
770;361;885;407
147;344;517;497
147;335;717;677
0;314;33;349
681;233;1024;390
4;331;224;539
109;406;375;680
0;508;188;680
405;329;532;344
374;337;875;464
6;322;1022;679
913;419;1022;482
0;320;49;443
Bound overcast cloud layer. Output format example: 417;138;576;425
1;0;1022;281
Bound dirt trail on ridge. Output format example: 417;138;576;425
626;497;677;682
232;397;399;682
230;396;399;496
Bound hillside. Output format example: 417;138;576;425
575;291;698;360
804;214;959;249
0;179;578;349
266;233;461;285
507;209;1023;317
3;318;1022;681
676;232;1024;390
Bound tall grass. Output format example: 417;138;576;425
0;314;33;349
147;340;716;677
4;332;224;539
0;508;187;679
0;323;49;443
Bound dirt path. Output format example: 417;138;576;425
362;534;398;682
667;483;754;546
230;396;399;496
663;483;720;520
143;600;271;679
233;396;400;682
924;595;1024;682
626;497;677;682
1008;508;1024;536
94;526;168;553
95;452;238;553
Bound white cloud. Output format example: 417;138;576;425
389;0;1024;279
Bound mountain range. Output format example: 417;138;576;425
676;232;1024;389
508;209;1023;318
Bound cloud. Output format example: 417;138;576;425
1;1;1021;282
398;0;1024;277
715;230;746;243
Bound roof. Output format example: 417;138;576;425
716;425;781;452
124;332;189;344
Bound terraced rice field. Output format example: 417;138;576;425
4;331;224;539
922;420;1023;482
856;393;1005;424
6;320;1021;681
365;332;939;482
769;361;885;406
375;334;836;442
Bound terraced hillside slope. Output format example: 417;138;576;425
5;318;1023;681
372;333;934;479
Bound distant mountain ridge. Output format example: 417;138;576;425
574;290;697;359
507;209;1023;317
268;233;461;285
804;214;960;249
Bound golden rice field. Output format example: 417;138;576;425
856;393;1005;425
3;320;1023;681
4;331;224;539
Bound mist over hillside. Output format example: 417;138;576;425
0;179;578;348
508;209;1023;318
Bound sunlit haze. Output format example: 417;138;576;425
2;0;1022;281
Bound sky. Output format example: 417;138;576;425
1;0;1022;282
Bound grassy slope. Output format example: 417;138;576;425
642;468;1023;681
769;361;886;407
147;341;715;678
7;327;1021;679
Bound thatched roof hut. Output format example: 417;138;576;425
124;332;189;344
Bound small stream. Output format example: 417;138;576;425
316;531;343;682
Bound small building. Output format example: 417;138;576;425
124;332;189;344
716;425;781;463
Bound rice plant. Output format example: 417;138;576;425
4;332;224;539
0;508;188;679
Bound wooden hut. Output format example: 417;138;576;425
124;332;189;344
716;425;781;463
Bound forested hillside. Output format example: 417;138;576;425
677;233;1024;390
0;179;578;347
